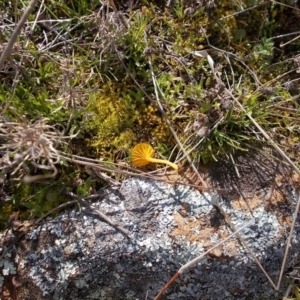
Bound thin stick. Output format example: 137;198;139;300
34;200;78;224
63;190;130;238
226;88;300;177
211;62;300;290
209;193;278;290
154;273;180;300
149;55;278;290
154;219;255;300
175;116;225;164
224;87;300;288
91;168;121;186
60;153;230;193
277;193;300;289
148;57;206;187
0;0;39;70
179;219;255;273
230;152;240;178
280;34;300;47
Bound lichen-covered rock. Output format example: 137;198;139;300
1;177;299;299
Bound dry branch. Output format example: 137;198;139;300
0;0;39;70
63;190;131;238
154;219;255;300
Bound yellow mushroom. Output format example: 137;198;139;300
131;143;178;171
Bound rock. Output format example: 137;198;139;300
1;177;300;300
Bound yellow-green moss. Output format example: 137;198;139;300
85;81;175;160
86;82;140;153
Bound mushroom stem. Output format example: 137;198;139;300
147;157;178;171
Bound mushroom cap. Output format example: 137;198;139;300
131;143;154;167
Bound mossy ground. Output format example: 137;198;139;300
0;0;299;250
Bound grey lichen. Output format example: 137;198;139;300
0;177;299;299
0;244;18;296
0;246;17;280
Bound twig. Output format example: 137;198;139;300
62;190;131;238
230;152;240;178
204;49;289;289
271;106;299;113
25;0;44;48
149;53;278;290
175;116;225;164
60;152;230;193
225;88;300;177
280;34;300;47
283;284;293;298
105;0;128;28
203;42;300;289
148;56;207;187
154;219;255;300
89;167;121;186
0;0;39;70
277;193;300;289
211;193;278;289
34;200;78;224
218;80;300;290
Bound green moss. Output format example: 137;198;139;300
86;82;139;154
85;81;176;159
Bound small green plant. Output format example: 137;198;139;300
248;37;274;72
173;1;185;20
76;177;93;197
